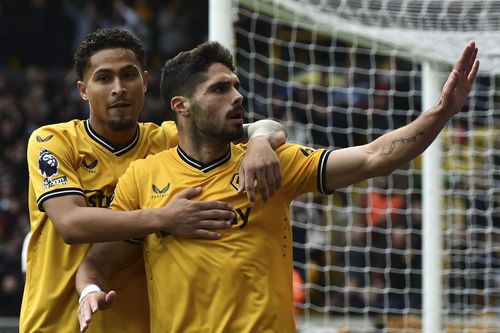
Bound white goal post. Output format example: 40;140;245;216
210;1;499;332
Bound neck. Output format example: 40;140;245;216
88;118;137;148
178;131;230;164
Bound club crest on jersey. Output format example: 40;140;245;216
230;173;240;191
299;146;315;157
152;183;170;198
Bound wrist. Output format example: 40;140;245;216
247;135;269;147
150;207;173;234
79;284;101;303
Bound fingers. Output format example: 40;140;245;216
466;45;478;74
255;170;271;203
468;59;479;84
192;229;226;240
191;200;232;211
196;219;232;230
78;298;96;332
78;291;117;332
189;203;234;222
454;41;476;73
78;303;91;332
193;209;235;222
442;70;459;97
175;186;202;199
273;163;282;190
237;168;246;195
238;165;282;205
103;291;116;309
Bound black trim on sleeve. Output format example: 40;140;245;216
37;188;85;212
317;150;334;195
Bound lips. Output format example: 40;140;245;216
227;107;244;120
109;101;131;108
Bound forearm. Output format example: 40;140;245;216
76;241;139;295
47;202;163;244
76;250;111;295
242;119;286;149
369;106;450;174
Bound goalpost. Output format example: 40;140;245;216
210;1;499;332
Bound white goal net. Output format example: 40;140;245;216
223;0;500;332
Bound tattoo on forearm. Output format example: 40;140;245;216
380;130;424;156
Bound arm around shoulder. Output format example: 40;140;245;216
242;119;287;148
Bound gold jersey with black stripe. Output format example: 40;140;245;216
111;143;332;333
21;119;178;333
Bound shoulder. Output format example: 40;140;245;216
27;120;84;156
159;121;177;134
129;148;173;171
29;120;82;142
275;143;319;156
138;121;160;134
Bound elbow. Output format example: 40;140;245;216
267;120;287;147
370;164;397;178
54;220;84;244
59;231;80;244
365;156;397;179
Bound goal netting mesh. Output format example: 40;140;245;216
231;0;500;331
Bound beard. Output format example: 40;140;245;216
107;117;136;131
190;99;245;144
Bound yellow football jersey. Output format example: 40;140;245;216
21;119;178;333
111;143;332;333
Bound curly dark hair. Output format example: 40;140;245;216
74;28;146;80
160;41;234;120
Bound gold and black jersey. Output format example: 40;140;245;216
21;119;178;333
111;143;332;333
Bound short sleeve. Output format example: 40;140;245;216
27;126;85;211
277;143;333;199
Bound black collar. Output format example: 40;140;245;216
84;120;139;156
176;146;231;173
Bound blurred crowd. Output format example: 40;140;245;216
0;0;498;323
0;0;207;316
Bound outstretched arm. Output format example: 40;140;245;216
76;241;140;332
324;41;479;190
238;119;287;204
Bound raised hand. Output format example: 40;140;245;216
440;41;480;115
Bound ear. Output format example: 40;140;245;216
171;96;190;117
77;81;88;101
142;70;149;93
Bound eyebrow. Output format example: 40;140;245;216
92;64;140;76
207;75;240;89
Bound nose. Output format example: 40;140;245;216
232;87;243;105
111;78;126;96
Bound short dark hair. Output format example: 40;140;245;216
160;41;234;119
74;28;146;80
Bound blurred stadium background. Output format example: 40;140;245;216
0;0;498;332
